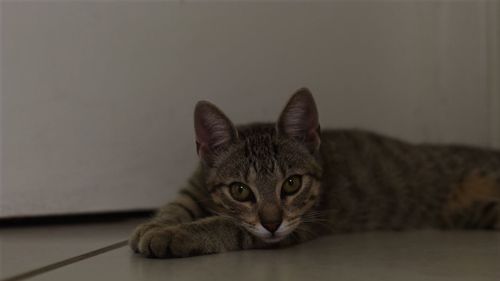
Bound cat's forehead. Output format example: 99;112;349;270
210;124;317;184
214;136;280;181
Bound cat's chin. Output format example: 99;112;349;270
257;233;292;244
261;236;286;243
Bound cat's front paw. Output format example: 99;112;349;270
132;224;205;258
129;222;163;253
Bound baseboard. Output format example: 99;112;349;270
0;209;154;227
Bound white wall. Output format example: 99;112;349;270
1;1;499;217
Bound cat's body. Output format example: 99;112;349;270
130;89;500;258
317;129;500;232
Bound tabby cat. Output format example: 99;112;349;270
130;88;500;258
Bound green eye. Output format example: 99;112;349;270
229;182;253;202
282;175;302;196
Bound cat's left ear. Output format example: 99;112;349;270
277;88;321;152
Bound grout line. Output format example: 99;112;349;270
1;240;129;281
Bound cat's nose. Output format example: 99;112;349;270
262;220;282;233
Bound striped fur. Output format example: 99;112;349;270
130;89;500;258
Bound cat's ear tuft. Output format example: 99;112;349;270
194;101;238;162
277;88;321;152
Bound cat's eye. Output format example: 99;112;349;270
282;175;302;196
229;182;253;202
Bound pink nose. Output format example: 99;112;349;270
262;221;281;233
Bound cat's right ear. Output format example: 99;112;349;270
277;88;321;153
194;101;238;163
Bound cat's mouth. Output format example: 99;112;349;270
247;221;298;243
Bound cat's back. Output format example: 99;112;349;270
319;129;414;162
321;128;500;159
319;128;500;181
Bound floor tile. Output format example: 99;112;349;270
0;218;146;280
27;230;500;281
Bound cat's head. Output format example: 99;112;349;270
194;88;322;243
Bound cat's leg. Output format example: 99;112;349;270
441;169;500;229
136;216;327;258
129;183;209;253
443;200;500;229
136;216;255;258
468;200;500;229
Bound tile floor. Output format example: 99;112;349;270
1;218;500;281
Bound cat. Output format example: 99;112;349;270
130;88;500;258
